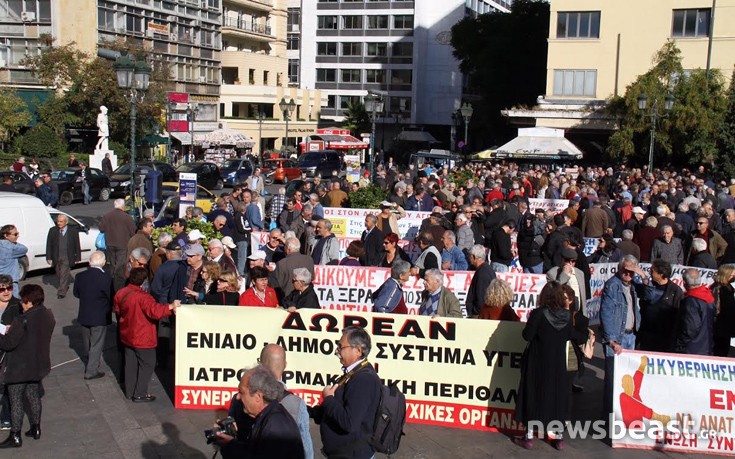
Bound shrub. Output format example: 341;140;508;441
14;123;65;158
348;184;388;209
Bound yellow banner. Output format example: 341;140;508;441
174;306;526;432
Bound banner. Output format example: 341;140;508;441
613;350;735;455
323;207;431;239
178;172;197;218
528;198;569;214
174;307;527;433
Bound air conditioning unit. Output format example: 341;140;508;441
167;15;177;22
20;11;36;22
170;33;178;41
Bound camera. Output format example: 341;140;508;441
204;416;237;444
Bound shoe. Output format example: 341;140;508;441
0;431;21;448
24;425;40;440
572;384;584;393
131;394;156;403
552;439;565;450
511;436;533;449
84;372;105;380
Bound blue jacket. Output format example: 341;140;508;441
245;203;264;231
599;275;641;345
406;193;433;212
0;239;27;291
372;278;403;313
441;245;468;271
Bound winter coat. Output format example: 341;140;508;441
0;304;55;383
674;285;716;355
114;284;172;349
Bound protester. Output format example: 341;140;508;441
634;259;683;352
45;214;81;299
240;266;279;307
99;199;137;291
150;232;171;277
711;265;735;357
372;260;410;314
208;238;238;274
378;232;411;267
0;275;19;429
339;241;364;266
488;219;515;272
674;269;716;355
360;214;383;267
440;230;468;271
199;271;240;306
282;268;320;311
650;225;684;265
478;278;520;321
418;269;463;318
0;225;27;297
312;219;339;265
183;261;220;302
466;245;496;317
410;232;441;277
270;238;314;301
688;238;717;269
546;248;588;315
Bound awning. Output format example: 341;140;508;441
396;130;438;143
494;127;583;160
170;132;193;145
303;134;368;150
15;89;53;125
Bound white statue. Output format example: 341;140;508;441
95;105;109;151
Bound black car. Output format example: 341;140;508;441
109;161;177;196
296;150;344;179
221;157;255;187
0;171;35;194
176;162;223;190
51;168;111;206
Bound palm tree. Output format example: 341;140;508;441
341;102;371;136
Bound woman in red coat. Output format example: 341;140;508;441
239;266;278;307
114;268;179;402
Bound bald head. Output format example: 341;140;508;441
259;344;287;379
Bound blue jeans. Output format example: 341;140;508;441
523;262;544;274
603;332;636;416
82;181;91;204
236;240;249;275
491;262;509;273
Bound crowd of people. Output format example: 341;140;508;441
0;156;734;454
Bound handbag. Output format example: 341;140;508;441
95;232;107;250
566;341;578;372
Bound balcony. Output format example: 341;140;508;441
222;17;274;42
223;0;273;13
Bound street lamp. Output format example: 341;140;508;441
279;97;296;155
450;111;462;153
186;102;199;163
364;93;384;179
460;103;473;154
256;107;265;167
637;93;675;173
113;51;151;219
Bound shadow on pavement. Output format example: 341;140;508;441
141;422;207;459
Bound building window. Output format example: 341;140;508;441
341;95;361;109
367;42;387;56
393;15;413;29
343;16;363;29
327;95;336;108
367;15;389;29
341;69;361;83
317;16;337;30
317;42;337;56
391;69;412;86
287;8;300;32
366;69;386;83
672;9;710;37
316;68;336;82
389;96;411;113
342;42;362;56
392;42;413;57
287;34;300;50
288;59;299;84
553;69;597;97
556;12;600;39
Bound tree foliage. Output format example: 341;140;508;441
348;185;388;209
451;0;550;147
606;41;727;167
341;102;371;137
0;89;31;149
716;69;735;178
14;123;66;158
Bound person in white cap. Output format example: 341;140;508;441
187;229;205;246
221;236;238;262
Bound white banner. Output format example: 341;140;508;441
323;207;431;239
528;198;569;214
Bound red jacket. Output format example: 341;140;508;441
239;287;279;307
114;285;172;349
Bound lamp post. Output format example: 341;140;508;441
364;93;384;179
279;97;296;156
637;93;675;173
450;111;461;153
460;103;473;154
113;51;151;219
186;103;199;163
256;108;265;167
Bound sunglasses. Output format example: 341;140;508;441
0;287;11;293
217;278;227;282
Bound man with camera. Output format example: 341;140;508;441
212;365;304;459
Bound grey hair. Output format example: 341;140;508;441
130;247;151;261
692;238;707;253
617;254;639;271
469;244;486;261
443;230;456;243
113;198;125;210
322;219;333;231
343;326;371;357
424;268;444;285
645;216;658;228
391;260;411;279
142;209;155;219
309;193;319;202
157;232;172;247
622;229;634;241
208;238;223;249
278;186;286;195
285;237;301;253
678;201;689;212
683;268;702;288
293;267;312;284
192;207;204;217
366;214;377;224
301;204;313;216
245;365;285;403
455;213;468;224
270;228;283;237
89;251;106;268
214;215;227;224
660;225;672;233
656;205;667;216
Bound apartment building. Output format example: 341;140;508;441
298;0;510;149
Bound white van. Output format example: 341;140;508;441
0;192;100;278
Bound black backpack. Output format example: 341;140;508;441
368;381;407;455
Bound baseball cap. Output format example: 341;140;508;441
184;244;205;257
188;229;205;241
221;236;237;249
165;241;182;251
632;206;646;215
248;250;266;261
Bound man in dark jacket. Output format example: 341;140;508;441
674;269;716;355
688;238;717;269
465;244;497;317
634;259;683;352
313;326;381;459
73;251;113;380
99;199;137;291
360;214;383;267
46;214;81;299
517;208;545;274
489;220;515;272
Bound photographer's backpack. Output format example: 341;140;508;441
369;381;407;455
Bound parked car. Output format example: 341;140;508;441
220;157;255;187
296;150;344;179
176;161;223;190
263;158;301;185
109;161;177;196
151;183;217;225
0;171;35;195
0;192;100;279
51;168;111;206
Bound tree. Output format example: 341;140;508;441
451;0;550;147
341;102;371;137
14;123;66;158
0;89;31;150
716;68;735;178
606;41;727;167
